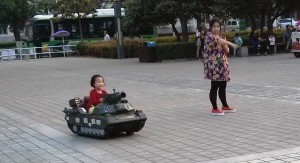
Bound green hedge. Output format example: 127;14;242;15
155;42;195;60
77;39;196;60
0;42;16;49
77;29;285;60
77;39;144;58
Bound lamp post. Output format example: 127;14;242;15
114;0;124;59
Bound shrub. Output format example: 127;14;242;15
77;28;286;60
77;39;143;58
0;42;16;49
155;42;195;60
153;36;177;43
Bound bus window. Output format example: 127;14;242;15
58;24;63;30
72;24;77;32
105;20;114;37
89;24;94;33
107;21;113;29
0;24;8;35
34;20;51;42
36;24;51;41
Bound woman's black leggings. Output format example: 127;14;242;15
210;81;228;109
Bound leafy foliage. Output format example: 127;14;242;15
0;0;32;41
49;0;98;39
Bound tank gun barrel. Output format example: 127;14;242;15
103;91;126;104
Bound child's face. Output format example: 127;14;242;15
94;77;105;90
211;22;221;35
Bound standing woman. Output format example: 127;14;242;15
203;18;238;116
195;28;202;60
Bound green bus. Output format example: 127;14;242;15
24;8;154;43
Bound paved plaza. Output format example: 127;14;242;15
0;54;300;163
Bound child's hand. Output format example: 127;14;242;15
99;98;104;103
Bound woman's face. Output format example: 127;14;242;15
211;22;221;35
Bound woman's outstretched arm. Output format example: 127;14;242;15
215;36;238;48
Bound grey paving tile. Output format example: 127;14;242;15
1;55;300;162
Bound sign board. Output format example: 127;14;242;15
114;1;122;17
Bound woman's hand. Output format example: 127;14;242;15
216;36;238;49
232;43;238;49
222;45;230;55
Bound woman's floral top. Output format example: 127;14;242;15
203;32;231;81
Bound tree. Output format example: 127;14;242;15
30;0;56;15
190;0;211;29
124;0;195;42
155;1;181;41
264;0;300;32
123;0;179;38
176;0;193;42
0;0;32;41
50;0;98;40
228;0;300;32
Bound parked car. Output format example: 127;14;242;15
278;18;298;28
225;19;240;32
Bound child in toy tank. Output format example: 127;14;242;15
86;75;108;114
63;74;147;138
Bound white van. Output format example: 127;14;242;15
225;19;240;32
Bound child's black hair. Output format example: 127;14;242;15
235;33;240;37
90;75;104;88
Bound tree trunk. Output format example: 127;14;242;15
223;19;228;33
179;15;188;42
78;17;83;40
177;0;188;42
194;16;202;30
260;12;266;35
249;14;257;30
11;22;21;41
266;13;273;32
170;22;181;41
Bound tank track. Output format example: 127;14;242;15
67;123;136;138
68;123;110;138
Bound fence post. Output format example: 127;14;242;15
63;45;66;57
19;48;23;61
48;46;51;58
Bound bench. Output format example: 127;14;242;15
242;42;286;56
0;49;16;61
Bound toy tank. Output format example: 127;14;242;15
63;90;147;138
291;31;300;58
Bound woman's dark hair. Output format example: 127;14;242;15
90;75;104;88
209;18;222;32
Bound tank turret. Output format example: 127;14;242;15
102;90;126;105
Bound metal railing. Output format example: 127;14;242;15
0;45;78;62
